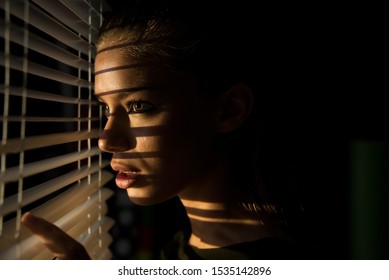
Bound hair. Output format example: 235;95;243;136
96;0;303;233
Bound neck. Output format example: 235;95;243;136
179;149;280;248
178;160;283;249
182;199;277;248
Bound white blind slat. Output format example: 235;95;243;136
53;194;112;239
0;130;100;154
67;209;112;246
89;0;112;16
0;160;110;217
0;53;90;87
0;18;91;71
1;195;113;259
3;204;109;259
98;248;113;260
1;0;114;260
31;0;94;40
0;171;114;253
0;147;101;184
0;0;93;55
0;116;100;123
60;0;103;30
73;216;114;244
33;233;114;260
0;86;98;105
33;217;114;260
84;232;113;260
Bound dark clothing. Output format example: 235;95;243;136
160;230;302;260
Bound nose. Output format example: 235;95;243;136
98;113;134;153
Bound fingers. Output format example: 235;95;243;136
21;212;91;260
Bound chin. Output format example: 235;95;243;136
126;189;177;206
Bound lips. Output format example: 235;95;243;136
115;171;139;189
110;162;141;189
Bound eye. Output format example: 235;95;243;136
100;103;110;117
128;101;154;114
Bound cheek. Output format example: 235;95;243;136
158;117;215;172
136;122;212;169
132;100;217;174
134;135;161;152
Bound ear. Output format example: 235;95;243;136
215;83;254;133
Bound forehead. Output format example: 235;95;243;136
94;48;196;96
95;48;145;72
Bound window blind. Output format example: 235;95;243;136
0;0;114;260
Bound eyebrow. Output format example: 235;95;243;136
94;86;154;97
94;63;152;76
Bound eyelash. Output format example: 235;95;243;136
128;100;154;114
100;100;154;117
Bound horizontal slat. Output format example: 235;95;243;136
1;192;113;260
66;214;114;259
0;130;100;154
90;0;112;15
0;0;113;261
71;212;114;245
11;203;109;260
0;86;98;105
0;0;93;56
0;0;113;259
60;0;103;31
0;170;114;254
30;244;55;260
84;0;112;19
34;171;113;224
95;235;114;260
0;146;102;184
84;232;113;260
1;236;48;260
32;216;114;260
32;189;113;260
0;53;90;88
0;160;110;217
97;248;113;260
31;0;96;41
55;187;113;231
0;116;99;123
53;196;111;241
0;18;91;72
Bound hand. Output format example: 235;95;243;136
21;212;91;260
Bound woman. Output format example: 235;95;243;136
22;0;303;259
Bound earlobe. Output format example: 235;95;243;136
216;84;254;133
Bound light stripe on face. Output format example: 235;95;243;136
94;86;155;97
96;42;135;54
95;64;152;76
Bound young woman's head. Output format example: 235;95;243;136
94;0;299;228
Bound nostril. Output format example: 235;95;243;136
98;128;133;153
98;138;130;153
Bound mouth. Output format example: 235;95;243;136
111;163;141;189
115;170;140;189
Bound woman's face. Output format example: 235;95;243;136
94;49;218;205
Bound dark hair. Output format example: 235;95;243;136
97;0;259;92
96;0;303;233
